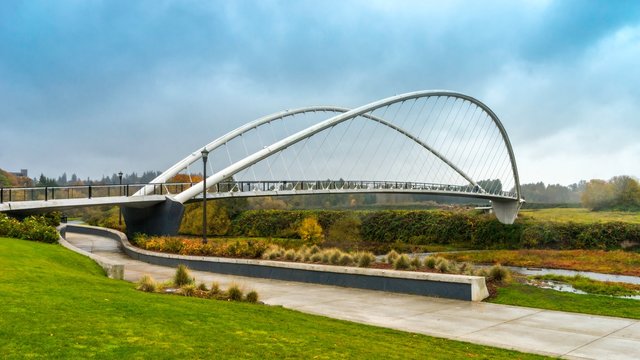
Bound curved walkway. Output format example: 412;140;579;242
65;231;640;360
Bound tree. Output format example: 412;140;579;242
297;217;324;245
581;179;615;210
179;201;231;236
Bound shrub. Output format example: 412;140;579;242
298;217;324;245
321;250;331;264
489;265;511;283
208;282;221;296
325;214;362;249
436;258;451;273
294;249;305;262
329;249;342;265
338;253;354;266
137;275;156;292
385;250;399;264
245;291;259;303
424;256;437;269
174;264;194;287
355;252;375;268
457;262;473;275
284;249;296;261
310;252;323;263
309;245;321;254
227;284;243;301
410;256;422;269
393;254;411;270
197;282;208;291
181;284;196;297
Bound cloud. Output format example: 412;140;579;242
0;0;639;185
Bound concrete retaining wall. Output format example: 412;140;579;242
61;224;489;301
58;224;124;280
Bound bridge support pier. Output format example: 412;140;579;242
491;199;522;225
121;198;184;238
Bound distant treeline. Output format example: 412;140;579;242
581;176;640;211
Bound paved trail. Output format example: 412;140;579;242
66;232;640;360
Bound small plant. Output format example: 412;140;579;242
197;282;208;291
436;258;451;273
309;245;321;254
294;250;305;262
385;250;399;264
329;249;342;265
424;256;437;269
245;290;259;303
321;250;331;264
181;284;196;297
410;256;422;269
356;252;375;268
227;284;243;301
137;275;156;292
310;252;323;263
489;264;511;283
284;249;296;261
457;262;474;275
393;254;411;270
338;253;354;266
474;268;490;277
208;282;221;296
174;264;194;286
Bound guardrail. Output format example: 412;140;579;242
0;180;517;204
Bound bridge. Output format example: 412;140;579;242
1;90;523;235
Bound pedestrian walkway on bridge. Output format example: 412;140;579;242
66;231;640;360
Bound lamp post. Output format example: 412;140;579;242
118;172;123;226
201;149;209;244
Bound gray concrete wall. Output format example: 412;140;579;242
64;224;489;301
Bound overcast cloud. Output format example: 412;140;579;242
1;0;639;185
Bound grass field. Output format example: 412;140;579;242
441;249;640;276
0;238;546;359
490;282;640;320
519;208;640;224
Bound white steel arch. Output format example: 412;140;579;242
170;90;522;206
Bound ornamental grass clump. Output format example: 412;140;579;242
424;256;437;269
329;249;343;265
310;252;323;263
181;284;196;297
137;275;156;292
321;250;331;264
393;254;411;270
355;251;375;268
410;256;422;269
489;264;511;283
174;264;194;287
227;284;244;301
245;290;259;303
436;258;451;273
385;250;399;264
197;282;208;291
338;253;354;266
284;249;296;261
208;282;221;297
309;245;321;254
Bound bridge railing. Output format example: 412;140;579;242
0;182;197;203
0;180;518;204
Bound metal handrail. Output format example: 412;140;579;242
0;180;517;204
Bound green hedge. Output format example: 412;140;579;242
0;213;59;243
229;209;640;250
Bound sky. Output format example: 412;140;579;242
1;0;640;186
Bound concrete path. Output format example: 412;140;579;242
67;232;640;360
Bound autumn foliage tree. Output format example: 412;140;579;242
297;217;324;245
581;176;640;211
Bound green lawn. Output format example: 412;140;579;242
0;238;546;359
519;208;640;224
490;282;640;320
